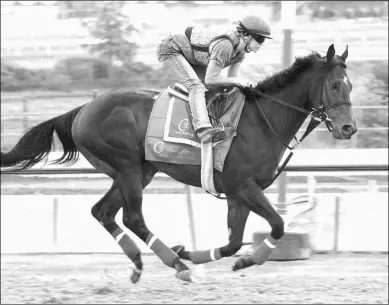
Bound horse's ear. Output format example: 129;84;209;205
341;45;348;62
326;44;336;62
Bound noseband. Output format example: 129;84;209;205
311;101;350;132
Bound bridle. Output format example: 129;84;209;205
252;71;351;184
312;77;352;132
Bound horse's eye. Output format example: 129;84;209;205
330;83;338;91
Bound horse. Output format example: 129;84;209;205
1;44;357;283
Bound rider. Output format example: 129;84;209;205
157;15;273;143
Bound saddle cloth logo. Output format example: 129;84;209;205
145;88;245;171
163;94;218;148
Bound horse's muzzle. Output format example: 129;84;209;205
337;123;357;139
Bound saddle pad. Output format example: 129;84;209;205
145;89;245;171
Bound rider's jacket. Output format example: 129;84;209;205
184;26;244;67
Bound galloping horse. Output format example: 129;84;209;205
1;44;357;283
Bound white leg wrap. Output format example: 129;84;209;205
115;232;126;242
210;248;216;261
264;238;276;249
147;235;158;248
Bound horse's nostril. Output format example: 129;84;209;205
342;125;354;135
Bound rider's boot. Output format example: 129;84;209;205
189;82;224;143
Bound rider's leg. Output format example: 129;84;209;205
157;40;221;143
162;56;215;142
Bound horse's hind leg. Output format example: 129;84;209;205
91;181;143;284
117;164;195;282
75;140;148;283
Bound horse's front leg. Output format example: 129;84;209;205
231;177;285;271
172;196;250;264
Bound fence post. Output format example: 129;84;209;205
1;119;4;148
281;1;295;67
368;179;378;192
22;99;29;130
52;198;59;249
307;174;316;202
333;195;340;253
277;0;295;216
277;172;288;215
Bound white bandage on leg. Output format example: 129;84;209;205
147;235;158;248
264;238;276;249
115;232;126;242
210;248;216;261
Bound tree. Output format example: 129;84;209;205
81;1;140;67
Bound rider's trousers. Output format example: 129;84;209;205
157;36;212;131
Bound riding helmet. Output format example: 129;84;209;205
238;15;273;40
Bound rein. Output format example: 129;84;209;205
254;91;326;184
208;90;328;200
208;84;348;200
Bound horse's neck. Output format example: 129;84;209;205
263;76;310;145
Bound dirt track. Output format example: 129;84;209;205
1;253;387;304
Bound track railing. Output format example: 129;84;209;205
1;150;387;254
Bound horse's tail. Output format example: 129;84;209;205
1;105;84;170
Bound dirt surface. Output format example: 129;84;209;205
1;253;387;304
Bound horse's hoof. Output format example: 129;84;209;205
232;256;254;272
175;270;198;283
171;244;185;256
130;266;142;284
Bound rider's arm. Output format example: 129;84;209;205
205;60;240;87
204;40;240;87
227;60;243;78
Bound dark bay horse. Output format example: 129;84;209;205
1;44;357;283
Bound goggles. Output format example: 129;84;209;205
238;21;272;44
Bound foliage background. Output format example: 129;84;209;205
1;1;387;149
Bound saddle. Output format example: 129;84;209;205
145;83;245;172
169;83;239;128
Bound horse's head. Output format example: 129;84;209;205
309;44;357;140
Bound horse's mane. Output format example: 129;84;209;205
240;51;324;100
256;51;322;94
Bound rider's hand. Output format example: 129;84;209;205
236;78;254;88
